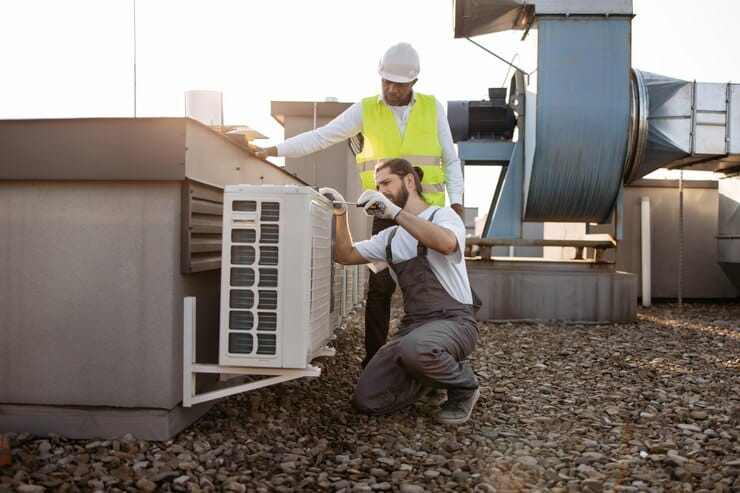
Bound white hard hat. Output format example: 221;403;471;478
378;42;420;83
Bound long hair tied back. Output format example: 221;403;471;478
376;158;423;194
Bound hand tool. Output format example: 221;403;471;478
332;200;380;212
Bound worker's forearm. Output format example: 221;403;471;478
334;213;352;262
395;210;458;255
334;213;364;264
277;103;363;157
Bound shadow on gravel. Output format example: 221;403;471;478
1;301;737;492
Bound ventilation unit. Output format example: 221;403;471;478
219;184;334;368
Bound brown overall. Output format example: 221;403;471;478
351;210;480;415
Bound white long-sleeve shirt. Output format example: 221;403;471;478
275;92;464;205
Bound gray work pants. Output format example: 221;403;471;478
351;314;479;415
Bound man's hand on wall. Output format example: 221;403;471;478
248;145;277;159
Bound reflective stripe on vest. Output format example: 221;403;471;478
357;93;445;206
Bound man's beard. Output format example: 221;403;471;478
389;186;409;209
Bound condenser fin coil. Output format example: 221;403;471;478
219;185;336;369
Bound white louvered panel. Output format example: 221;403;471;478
219;185;335;369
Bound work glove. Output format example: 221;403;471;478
318;187;347;216
247;144;276;159
357;190;402;220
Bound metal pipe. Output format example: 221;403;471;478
678;170;684;308
640;196;651;307
133;0;137;118
312;101;318;184
465;38;529;83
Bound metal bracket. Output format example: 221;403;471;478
183;296;322;408
315;346;336;358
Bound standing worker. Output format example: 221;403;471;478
319;158;480;424
253;42;465;367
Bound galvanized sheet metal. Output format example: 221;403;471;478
732;85;740;155
452;0;633;38
524;17;631;223
718;177;740;289
695;82;729;155
453;0;525;38
624;70;692;182
625;71;740;181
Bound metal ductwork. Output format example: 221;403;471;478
624;69;740;182
453;0;531;38
451;0;740;289
522;15;631;223
453;0;633;37
623;70;740;290
453;1;636;224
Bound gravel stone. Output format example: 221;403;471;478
16;486;45;493
0;300;737;491
135;478;157;492
451;469;470;482
370;482;391;490
223;482;246;492
400;485;424;493
173;474;190;485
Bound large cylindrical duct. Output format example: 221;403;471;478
523;16;631;223
623;69;740;183
623;70;693;183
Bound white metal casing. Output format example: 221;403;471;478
219;185;334;368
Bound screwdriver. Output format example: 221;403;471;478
332;200;384;213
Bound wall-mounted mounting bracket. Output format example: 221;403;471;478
182;296;323;408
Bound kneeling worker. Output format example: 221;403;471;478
321;158;480;424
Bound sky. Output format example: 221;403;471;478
1;0;739;213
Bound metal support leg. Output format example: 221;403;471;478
183;297;323;408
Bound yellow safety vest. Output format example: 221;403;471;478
356;93;445;206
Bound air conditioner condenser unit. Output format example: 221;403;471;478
219;184;335;368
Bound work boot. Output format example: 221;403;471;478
416;387;447;403
435;387;480;424
428;388;447;400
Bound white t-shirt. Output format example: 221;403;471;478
354;207;473;305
